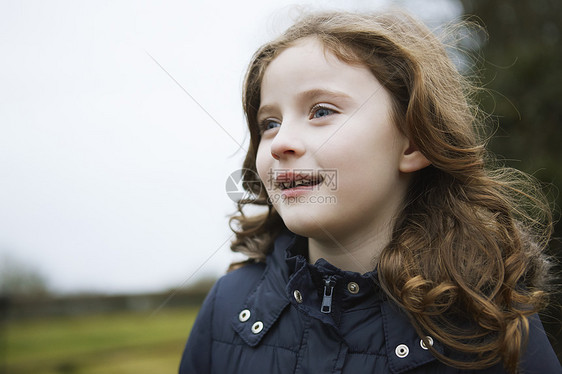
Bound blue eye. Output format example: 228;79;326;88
311;105;335;119
261;119;281;132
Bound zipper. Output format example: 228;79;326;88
321;276;336;314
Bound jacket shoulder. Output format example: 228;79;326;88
519;314;562;373
179;261;267;373
210;261;268;332
216;261;267;302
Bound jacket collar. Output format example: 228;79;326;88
231;230;296;347
231;229;443;373
381;299;444;373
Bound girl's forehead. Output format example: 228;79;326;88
269;37;325;65
264;38;359;82
263;36;369;85
265;42;373;90
272;37;338;64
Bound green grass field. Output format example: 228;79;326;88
2;306;199;374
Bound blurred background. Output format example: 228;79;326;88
0;0;560;372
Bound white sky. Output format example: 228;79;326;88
0;0;462;294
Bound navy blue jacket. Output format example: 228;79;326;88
180;230;561;373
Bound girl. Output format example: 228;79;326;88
180;10;560;374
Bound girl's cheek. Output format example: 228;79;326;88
255;148;270;188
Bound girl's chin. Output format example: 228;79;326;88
280;212;337;239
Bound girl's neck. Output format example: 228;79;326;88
307;224;391;274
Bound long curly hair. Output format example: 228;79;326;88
229;10;553;373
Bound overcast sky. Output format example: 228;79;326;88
0;0;462;294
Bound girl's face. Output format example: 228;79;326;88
256;37;422;243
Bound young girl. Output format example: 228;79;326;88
180;10;560;374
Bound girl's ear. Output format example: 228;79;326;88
399;140;431;173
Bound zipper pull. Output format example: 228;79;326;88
321;276;335;314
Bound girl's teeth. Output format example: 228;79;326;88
278;177;321;189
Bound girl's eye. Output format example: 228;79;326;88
310;105;336;119
260;119;281;133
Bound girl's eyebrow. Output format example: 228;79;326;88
297;88;353;103
257;89;353;119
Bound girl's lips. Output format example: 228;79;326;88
275;172;324;190
281;186;315;198
279;179;322;190
271;170;325;200
279;179;323;198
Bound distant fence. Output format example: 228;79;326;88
0;288;211;321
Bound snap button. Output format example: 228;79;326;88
395;344;409;358
420;336;434;350
347;282;359;294
251;321;264;334
238;309;251;322
293;290;303;303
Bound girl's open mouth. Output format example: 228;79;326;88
278;176;323;190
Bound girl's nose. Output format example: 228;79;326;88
269;121;305;160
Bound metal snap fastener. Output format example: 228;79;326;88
395;344;409;358
420;336;434;350
251;321;264;334
238;309;251;322
347;282;359;294
293;290;303;303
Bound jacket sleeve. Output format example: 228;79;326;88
519;314;562;373
178;278;220;374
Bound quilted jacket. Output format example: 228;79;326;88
179;230;561;373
